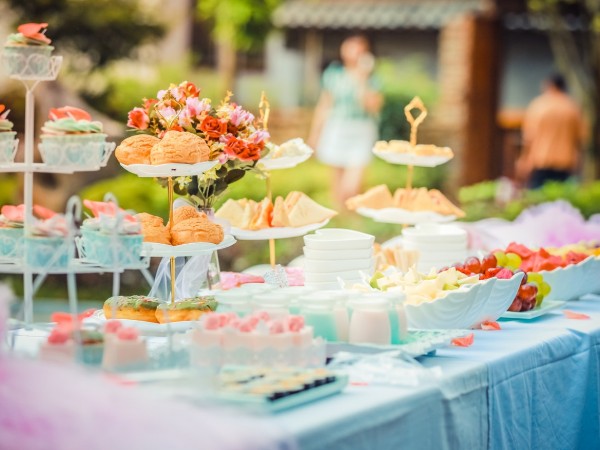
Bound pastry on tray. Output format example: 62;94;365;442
104;295;162;323
375;140;454;158
215;192;337;230
155;296;217;323
135;206;224;246
135;212;170;245
346;185;465;218
150;130;210;165
115;135;160;165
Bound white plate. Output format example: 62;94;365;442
501;300;566;320
120;160;218;178
141;234;236;257
357;207;457;225
231;220;329;240
84;310;196;336
259;153;312;170
373;149;453;167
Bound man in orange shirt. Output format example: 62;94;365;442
517;74;585;189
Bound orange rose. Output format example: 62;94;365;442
127;107;149;130
199;116;227;138
224;136;261;161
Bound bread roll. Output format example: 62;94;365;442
150;131;210;165
155;297;217;323
135;213;170;244
115;135;160;165
104;296;161;323
170;217;224;245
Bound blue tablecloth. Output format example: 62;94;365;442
275;296;600;450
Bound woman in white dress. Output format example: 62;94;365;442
308;34;383;208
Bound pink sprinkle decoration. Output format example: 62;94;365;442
254;311;270;322
237;318;255;333
481;321;501;331
563;310;590;320
104;320;123;334
452;333;474;347
117;327;139;341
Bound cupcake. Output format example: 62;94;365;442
24;213;71;269
3;23;54;78
0;105;18;164
0;204;55;259
80;199;143;267
39;106;108;168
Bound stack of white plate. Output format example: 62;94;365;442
303;229;375;290
401;224;467;272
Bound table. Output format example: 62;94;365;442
8;296;600;450
274;296;600;450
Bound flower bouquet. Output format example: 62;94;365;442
126;81;270;209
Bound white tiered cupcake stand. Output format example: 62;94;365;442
0;52;153;325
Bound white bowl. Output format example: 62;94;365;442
476;272;524;324
234;283;276;294
303;246;373;260
303;257;374;273
304;268;373;283
304;228;374;250
541;257;595;301
402;224;467;243
405;280;492;329
304;280;359;290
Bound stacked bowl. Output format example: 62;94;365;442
303;229;375;290
401;224;468;272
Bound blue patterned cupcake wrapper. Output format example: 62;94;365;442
39;138;108;168
3;46;54;77
24;236;71;269
0;228;24;259
80;229;143;267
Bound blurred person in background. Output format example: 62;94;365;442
517;74;585;189
308;34;383;208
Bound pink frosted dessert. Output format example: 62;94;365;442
101;321;148;371
38;327;76;363
191;311;314;354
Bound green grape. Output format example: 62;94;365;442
505;252;522;270
539;281;551;296
535;293;544;308
494;251;507;267
527;272;543;284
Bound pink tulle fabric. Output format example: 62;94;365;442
220;268;305;290
0;288;295;450
462;201;600;251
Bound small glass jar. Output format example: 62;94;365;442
348;298;391;345
357;292;408;344
301;291;349;342
300;299;338;342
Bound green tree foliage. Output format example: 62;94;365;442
2;0;164;66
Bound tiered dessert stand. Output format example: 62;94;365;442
119;152;236;303
228;93;324;269
357;96;456;226
0;52;150;325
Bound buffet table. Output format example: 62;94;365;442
274;295;600;450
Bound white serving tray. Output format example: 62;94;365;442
372;149;453;167
141;234;236;257
231;220;329;241
120;160;218;178
259;153;312;170
357;207;457;225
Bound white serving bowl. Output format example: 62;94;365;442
304;228;374;251
303;246;373;261
304;268;373;283
304;280;358;290
405;280;493;329
476;272;524;324
541;256;595;301
303;257;374;273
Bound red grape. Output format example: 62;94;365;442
481;254;498;272
464;257;482;275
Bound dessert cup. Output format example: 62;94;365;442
0;132;18;164
24;235;69;269
0;227;24;258
80;227;143;267
39;133;108;168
